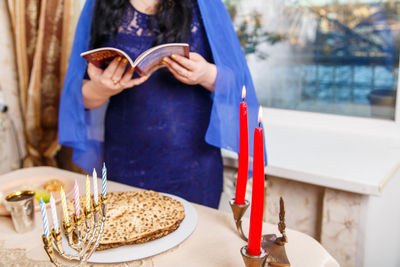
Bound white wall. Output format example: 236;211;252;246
363;168;400;267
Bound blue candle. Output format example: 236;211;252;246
40;198;50;238
102;162;107;197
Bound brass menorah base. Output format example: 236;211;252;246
42;196;108;267
230;198;290;267
261;235;290;266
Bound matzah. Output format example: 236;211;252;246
67;190;185;250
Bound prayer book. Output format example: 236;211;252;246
80;43;189;77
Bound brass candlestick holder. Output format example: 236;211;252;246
230;197;290;267
240;245;268;267
229;199;250;241
42;196;108;267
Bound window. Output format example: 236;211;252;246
224;0;400;121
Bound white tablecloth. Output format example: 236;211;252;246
0;167;340;266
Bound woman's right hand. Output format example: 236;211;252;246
87;57;148;96
83;57;148;109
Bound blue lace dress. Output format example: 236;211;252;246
102;3;223;208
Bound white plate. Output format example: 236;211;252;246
0;175;75;216
61;193;198;263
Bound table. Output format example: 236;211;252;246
0;167;339;266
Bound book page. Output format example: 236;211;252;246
135;45;189;76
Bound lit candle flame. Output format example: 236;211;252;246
258;106;263;125
242;85;246;100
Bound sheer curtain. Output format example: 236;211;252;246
0;0;25;174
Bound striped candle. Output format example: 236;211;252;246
102;163;107;197
92;168;98;204
60;187;69;224
40;198;50;238
74;180;80;217
49;194;59;230
85;175;91;211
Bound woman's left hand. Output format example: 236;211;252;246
163;52;217;92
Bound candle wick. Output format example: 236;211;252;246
259;122;261;128
242;98;245;102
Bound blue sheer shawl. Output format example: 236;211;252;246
58;0;267;173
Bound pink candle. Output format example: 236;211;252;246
247;107;265;256
73;180;80;217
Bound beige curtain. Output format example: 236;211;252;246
7;0;82;168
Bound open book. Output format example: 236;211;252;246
80;43;190;77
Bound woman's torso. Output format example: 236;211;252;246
103;1;223;208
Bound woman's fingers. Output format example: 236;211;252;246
119;67;139;88
163;57;191;79
167;64;192;84
103;57;123;79
87;63;103;80
124;76;148;88
169;54;195;71
163;57;196;84
111;58;129;84
119;67;135;85
111;62;147;89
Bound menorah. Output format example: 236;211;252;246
42;195;108;267
40;165;109;267
230;197;290;267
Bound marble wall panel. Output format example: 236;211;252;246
265;175;324;240
320;189;361;267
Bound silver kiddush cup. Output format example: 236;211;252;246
5;191;35;233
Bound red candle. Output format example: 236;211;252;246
247;106;265;256
235;86;249;205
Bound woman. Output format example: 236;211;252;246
59;0;263;209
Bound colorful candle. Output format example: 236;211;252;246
40;198;50;238
92;168;98;204
60;187;69;225
235;85;249;205
247;106;265;256
74;180;80;217
85;175;91;211
49;194;59;230
102;163;107;197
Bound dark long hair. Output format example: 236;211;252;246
90;0;193;49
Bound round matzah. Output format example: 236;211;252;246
67;190;185;250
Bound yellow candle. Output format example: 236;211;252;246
85;175;91;211
60;187;69;225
